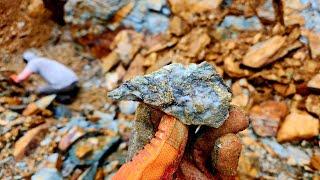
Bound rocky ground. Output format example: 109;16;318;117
0;0;320;179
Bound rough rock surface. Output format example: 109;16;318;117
64;0;170;37
305;95;320;117
308;73;320;90
109;62;231;128
250;101;288;137
243;36;286;68
14;123;50;160
64;0;129;36
277;111;319;142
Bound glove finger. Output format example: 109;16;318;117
114;115;188;180
175;157;213;180
127;103;165;161
192;106;248;176
212;133;242;178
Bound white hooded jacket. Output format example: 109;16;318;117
21;51;78;89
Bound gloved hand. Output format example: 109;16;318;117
10;74;19;83
113;103;249;180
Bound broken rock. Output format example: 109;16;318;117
64;0;129;37
219;16;263;31
35;94;56;109
101;51;120;73
69;136;120;165
169;16;190;36
286;146;311;166
231;78;256;110
22;103;39;116
31;168;63;180
311;155;320;171
59;126;86;151
303;30;320;59
109;62;231;128
256;0;276;22
250;101;288;137
22;95;56;116
277;111;319;142
308;73;320;90
14;123;50;160
306;95;320;117
177;28;211;58
45;153;63;170
75;144;93;159
111;30;143;65
243;36;286;68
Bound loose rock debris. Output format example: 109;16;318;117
1;0;320;179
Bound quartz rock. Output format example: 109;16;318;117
109;62;231;128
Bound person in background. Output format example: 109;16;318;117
10;50;79;104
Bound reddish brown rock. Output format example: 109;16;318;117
250;101;288;137
311;155;320;171
58;126;86;151
14;123;49;160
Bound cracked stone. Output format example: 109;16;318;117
109;62;231;128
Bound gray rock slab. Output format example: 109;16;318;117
108;62;231;128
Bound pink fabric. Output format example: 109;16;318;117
16;69;33;83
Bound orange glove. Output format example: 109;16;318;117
10;74;19;83
113;104;249;180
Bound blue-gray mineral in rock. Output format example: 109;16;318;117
108;62;231;128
